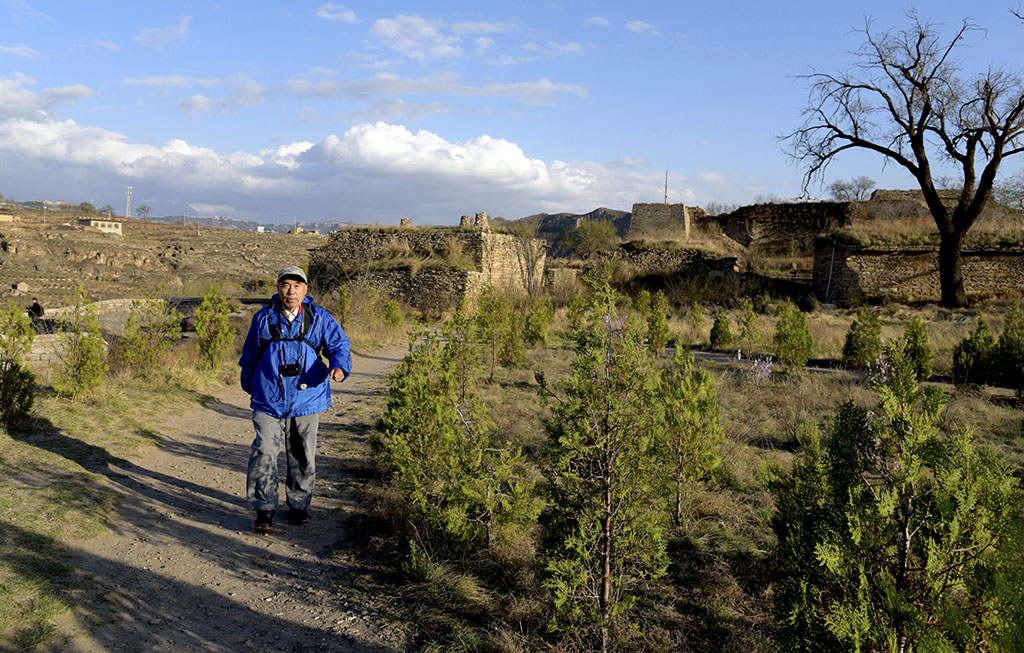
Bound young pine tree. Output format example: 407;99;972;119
647;290;671;355
952;316;995;386
765;341;1023;652
656;347;723;524
378;311;538;554
55;285;107;400
738;298;761;347
903;314;933;381
0;302;36;429
543;280;669;652
773;302;813;372
995;304;1024;397
709;311;733;350
121;295;182;377
194;287;234;370
687;300;705;344
841;307;882;369
523;295;554;346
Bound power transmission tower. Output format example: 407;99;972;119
125;186;132;219
664;171;668;204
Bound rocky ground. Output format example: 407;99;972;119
47;346;414;652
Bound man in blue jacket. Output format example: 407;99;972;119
239;265;351;534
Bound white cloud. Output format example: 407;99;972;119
521;41;585;56
625;20;662;38
297;106;320;123
0;80;665;221
0;43;38;58
134;15;191;49
284;71;586;106
315;3;356;23
125;75;224;88
0;75;95;118
608;156;646;167
697;169;726;185
220;81;267;108
369;15;462;62
585;16;611;27
178;94;213;115
43;84;95;103
451;21;519;35
93;39;119;52
337;99;454;123
475;37;495;55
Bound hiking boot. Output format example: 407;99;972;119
288;508;310;525
254;510;274;534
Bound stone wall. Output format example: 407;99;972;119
720;201;853;255
308;228;546;309
612;242;737;278
813;238;1024;304
628;203;702;240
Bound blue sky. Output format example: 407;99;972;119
1;1;1022;224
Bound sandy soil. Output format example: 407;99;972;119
48;346;413;652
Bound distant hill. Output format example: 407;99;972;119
492;207;631;258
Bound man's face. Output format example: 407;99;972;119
277;278;307;311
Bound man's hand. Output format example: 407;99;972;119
330;368;347;383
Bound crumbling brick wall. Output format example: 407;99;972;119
308;228;545;309
720;202;853;255
813;238;1024;304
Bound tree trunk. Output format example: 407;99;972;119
601;483;612;653
938;232;967;308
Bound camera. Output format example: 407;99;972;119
279;363;301;377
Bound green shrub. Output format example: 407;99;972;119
903;314;933;381
475;287;525;380
523;296;554;346
841;307;882;369
773;302;813;372
336;284;350;328
382;299;403;329
764;341;1023;651
709;311;733;350
738;298;761;346
687;300;705;343
996;304;1024;396
952;316;995;385
656;347;723;524
194;287;235;370
647;290;671;355
54;286;107;400
121;296;182;377
378;313;538;555
0;302;35;429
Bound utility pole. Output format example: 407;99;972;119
125;185;132;219
664;171;668;204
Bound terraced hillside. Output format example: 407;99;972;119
0;217;326;305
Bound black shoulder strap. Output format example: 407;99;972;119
258;304;320;359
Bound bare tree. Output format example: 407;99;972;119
507;221;545;295
828;176;876;201
784;11;1024;306
136;204;151;220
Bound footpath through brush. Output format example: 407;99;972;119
52;346;411;652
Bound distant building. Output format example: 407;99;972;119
78;217;123;236
255;225;266;233
0;212;15;223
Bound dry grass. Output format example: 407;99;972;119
836;204;1024;247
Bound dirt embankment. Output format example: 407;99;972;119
1;218;326;306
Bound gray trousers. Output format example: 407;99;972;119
247;411;319;512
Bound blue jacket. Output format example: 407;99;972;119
238;295;352;418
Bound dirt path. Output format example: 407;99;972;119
51;346;411;652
